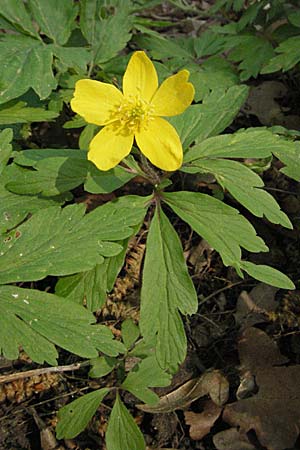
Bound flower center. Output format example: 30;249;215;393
111;97;154;134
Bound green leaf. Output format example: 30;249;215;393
184;128;300;182
272;141;300;182
85;164;136;194
55;263;108;311
0;35;57;104
241;261;295;289
80;0;133;63
55;234;133;311
0;101;58;124
163;191;268;268
169;85;249;148
89;356;117;378
121;356;171;405
0;286;123;364
56;388;110;439
6;149;135;196
134;34;193;62
227;35;275;80
0;0;39;38
190;62;239;102
182;159;292;228
140;206;198;372
0;128;13;174
122;319;140;349
261;37;300;73
5;156;87;196
0;196;148;284
184;129;290;161
28;0;77;46
51;45;90;72
106;394;145;450
0;183;67;233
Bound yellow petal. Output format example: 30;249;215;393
135;117;182;171
71;79;124;126
151;70;194;117
123;51;158;102
88;126;134;171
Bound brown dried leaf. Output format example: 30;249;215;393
238;327;288;373
138;370;229;413
213;428;256;450
184;400;222;440
223;328;300;449
234;284;278;328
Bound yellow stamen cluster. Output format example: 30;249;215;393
112;97;154;134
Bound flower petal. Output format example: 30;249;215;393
88;126;134;171
151;70;194;117
135;117;182;171
71;79;124;126
123;51;158;102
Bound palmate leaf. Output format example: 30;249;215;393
5;149;135;196
226;35;275;80
56;388;110;439
0;1;88;104
106;394;146;450
0;183;67;233
163;191;268;269
0;195;149;284
184;129;300;182
240;261;295;289
0;101;58;124
121;356;171;405
140;206;198;372
0;0;39;38
169;85;249;148
261;36;300;74
182;159;292;228
0;35;57;104
0;286;125;364
55;237;130;311
0;128;13;174
80;0;133;64
28;0;77;46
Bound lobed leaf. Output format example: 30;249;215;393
182;159;292;228
163;191;268;268
0;128;13;174
240;261;295;290
0;196;149;284
0;101;58;124
140;206;198;372
169;85;249;148
80;0;133;64
5;149;135;196
28;0;78;46
121;356;171;405
0;0;39;38
106;394;146;450
56;388;110;439
0;286;124;364
261;36;300;74
0;35;57;104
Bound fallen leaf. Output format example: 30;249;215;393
238;327;288;372
213;428;256;450
222;327;300;450
137;370;229;413
234;283;278;328
184;400;222;440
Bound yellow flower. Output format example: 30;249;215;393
71;51;194;171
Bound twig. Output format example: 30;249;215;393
0;362;84;384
